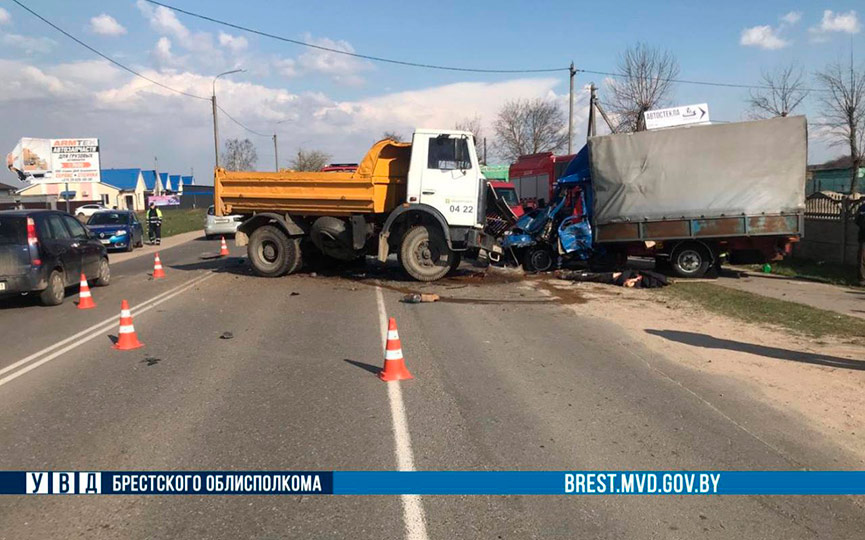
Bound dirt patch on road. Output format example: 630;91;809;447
539;278;865;463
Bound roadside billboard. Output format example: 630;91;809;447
148;194;181;207
7;137;51;176
50;138;100;182
644;103;710;130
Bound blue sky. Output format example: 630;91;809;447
1;0;863;182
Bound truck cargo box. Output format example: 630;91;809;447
215;139;411;217
587;116;805;241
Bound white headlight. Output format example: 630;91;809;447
115;230;128;235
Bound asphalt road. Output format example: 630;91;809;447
1;237;864;539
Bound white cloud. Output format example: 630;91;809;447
273;34;371;86
136;0;214;54
218;32;248;53
0;7;11;25
2;34;56;55
810;10;860;35
781;11;801;25
152;37;180;67
740;25;790;50
90;14;127;36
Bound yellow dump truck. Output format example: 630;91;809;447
214;129;502;281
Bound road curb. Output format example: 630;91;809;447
108;230;205;264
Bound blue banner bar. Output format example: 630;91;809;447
3;471;865;495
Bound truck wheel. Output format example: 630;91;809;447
670;242;711;278
248;225;301;277
40;270;65;306
523;246;554;273
399;225;454;282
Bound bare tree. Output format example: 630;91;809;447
493;98;568;162
606;43;679;132
223;138;258;171
748;63;810;118
454;115;485;162
381;131;403;142
815;57;865;194
289;148;332;171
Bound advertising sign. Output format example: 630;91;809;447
644;103;710;130
50;138;100;182
148;195;181;207
7;137;51;176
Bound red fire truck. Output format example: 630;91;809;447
508;152;575;208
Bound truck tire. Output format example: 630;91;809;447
399;225;454;282
248;225;301;277
523;246;554;273
670;242;711;278
40;270;65;306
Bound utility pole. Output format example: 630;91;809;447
211;93;220;169
483;137;487;166
212;69;245;170
587;84;596;138
568;61;576;154
273;133;279;172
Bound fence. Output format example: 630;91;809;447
795;192;863;265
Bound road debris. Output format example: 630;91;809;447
556;269;669;288
401;293;440;304
219;331;234;340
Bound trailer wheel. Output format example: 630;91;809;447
248;225;301;277
670;242;711;278
523;246;554;273
399;225;454;281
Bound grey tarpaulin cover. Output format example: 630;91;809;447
587;115;806;224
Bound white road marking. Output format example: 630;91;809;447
0;273;214;388
375;286;429;540
0;273;211;379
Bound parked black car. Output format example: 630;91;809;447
0;210;110;306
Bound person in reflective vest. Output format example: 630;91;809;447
147;202;163;245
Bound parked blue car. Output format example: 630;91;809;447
86;210;144;252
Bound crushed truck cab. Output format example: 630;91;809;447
214;130;502;281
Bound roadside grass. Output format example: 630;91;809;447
662;282;865;341
747;259;861;288
135;208;206;238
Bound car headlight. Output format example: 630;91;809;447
115;230;128;236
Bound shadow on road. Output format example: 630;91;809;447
343;358;380;376
645;329;865;371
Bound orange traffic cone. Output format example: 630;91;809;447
76;273;96;309
379;317;413;381
113;300;143;350
152;252;166;279
219;236;229;257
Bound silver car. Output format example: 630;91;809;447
204;205;243;239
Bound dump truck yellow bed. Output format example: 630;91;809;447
214;140;411;217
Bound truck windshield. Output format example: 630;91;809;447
428;136;472;170
497;188;519;207
88;213;127;225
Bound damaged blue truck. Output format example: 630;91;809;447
500;115;806;278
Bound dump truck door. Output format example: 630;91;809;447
414;134;480;227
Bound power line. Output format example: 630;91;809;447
578;69;827;93
148;0;830;93
11;0;209;101
145;0;567;74
217;105;270;137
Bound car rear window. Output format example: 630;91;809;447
0;217;26;246
89;212;127;225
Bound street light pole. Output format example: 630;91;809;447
212;69;245;170
568;61;576;154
